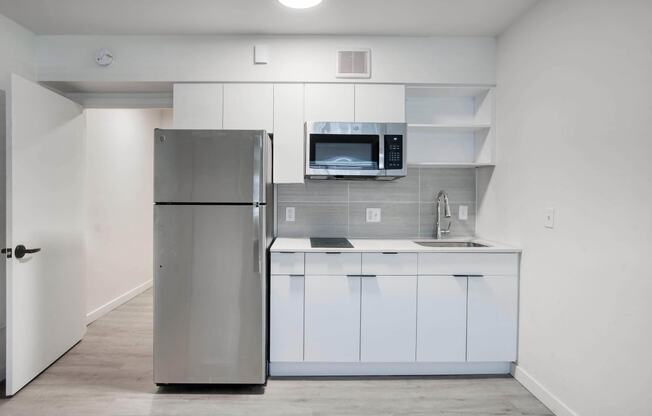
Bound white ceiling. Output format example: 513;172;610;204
0;0;538;36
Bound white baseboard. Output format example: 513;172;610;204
512;364;578;416
86;280;153;325
270;361;512;377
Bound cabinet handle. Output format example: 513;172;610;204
289;274;304;277
325;252;342;255
382;252;398;255
468;275;484;278
347;274;376;278
453;275;468;278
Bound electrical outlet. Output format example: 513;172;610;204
459;205;468;220
285;206;296;222
366;208;381;223
544;208;555;229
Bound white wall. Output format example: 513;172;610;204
36;35;496;85
0;14;35;91
85;108;172;323
477;1;652;415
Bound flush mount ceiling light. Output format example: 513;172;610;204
278;0;323;9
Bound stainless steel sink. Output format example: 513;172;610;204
414;241;489;248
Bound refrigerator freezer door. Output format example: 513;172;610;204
154;129;267;203
154;204;266;384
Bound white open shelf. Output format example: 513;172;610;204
408;162;496;169
406;85;492;99
406;85;495;167
408;123;492;133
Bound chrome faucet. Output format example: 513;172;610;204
434;190;452;239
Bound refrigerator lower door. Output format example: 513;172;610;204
154;204;266;384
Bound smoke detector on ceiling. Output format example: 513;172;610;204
95;48;114;67
336;49;371;79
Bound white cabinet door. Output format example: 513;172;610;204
361;276;417;362
418;253;519;276
173;83;223;129
362;253;417;276
305;252;361;276
304;84;354;122
273;84;305;183
270;275;304;362
355;84;406;123
223;83;274;131
417;276;467;362
304;275;360;362
271;252;304;275
467;275;518;362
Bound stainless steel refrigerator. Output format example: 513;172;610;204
153;129;272;385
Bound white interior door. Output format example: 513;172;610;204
5;74;86;396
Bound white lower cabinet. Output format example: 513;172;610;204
467;275;518;362
270;275;304;362
304;275;361;362
270;249;519;375
361;276;417;362
417;275;468;362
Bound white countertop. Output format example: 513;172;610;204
271;238;521;253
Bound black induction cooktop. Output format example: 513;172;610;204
310;238;354;249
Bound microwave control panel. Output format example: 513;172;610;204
384;135;404;170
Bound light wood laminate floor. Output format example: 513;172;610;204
0;289;552;416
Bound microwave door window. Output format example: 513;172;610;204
310;135;379;170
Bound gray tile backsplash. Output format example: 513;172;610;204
277;180;348;203
349;202;420;238
348;168;420;203
276;168;476;239
277;202;348;237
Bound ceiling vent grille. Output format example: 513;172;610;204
336;49;371;78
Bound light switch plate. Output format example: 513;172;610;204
459;205;468;220
366;208;381;223
544;208;555;228
285;206;296;222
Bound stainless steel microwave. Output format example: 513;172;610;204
305;122;407;179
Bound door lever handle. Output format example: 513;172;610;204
14;244;42;259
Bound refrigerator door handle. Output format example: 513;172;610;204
252;133;263;204
253;205;262;274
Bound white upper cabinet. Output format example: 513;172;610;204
304;84;355;122
273;84;305;184
223;83;274;132
173;83;223;129
354;84;406;123
467;275;518;362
